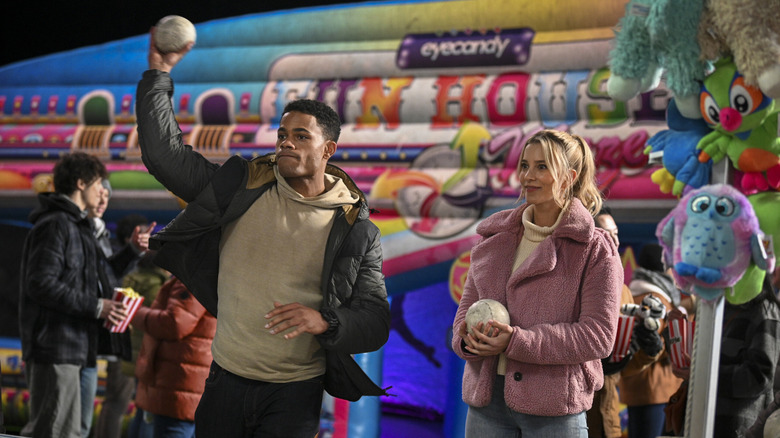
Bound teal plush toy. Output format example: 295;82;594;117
656;184;773;301
607;0;710;119
696;57;780;195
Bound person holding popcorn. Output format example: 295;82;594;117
451;130;623;437
618;243;682;438
87;183;155;438
19;152;130;438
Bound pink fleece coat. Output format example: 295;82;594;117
451;199;622;416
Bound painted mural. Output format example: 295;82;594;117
0;0;675;436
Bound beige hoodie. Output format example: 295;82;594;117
213;166;358;382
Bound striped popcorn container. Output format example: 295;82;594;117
104;287;144;333
668;318;694;369
609;314;636;362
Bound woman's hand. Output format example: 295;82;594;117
463;320;514;356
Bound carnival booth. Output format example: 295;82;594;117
608;0;780;436
5;0;773;436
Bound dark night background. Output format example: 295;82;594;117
2;0;372;67
0;0;372;338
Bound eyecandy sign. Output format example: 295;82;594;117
396;28;535;69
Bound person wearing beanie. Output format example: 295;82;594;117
632;244;680;309
619;243;684;438
94;210;158;438
88;181;155;438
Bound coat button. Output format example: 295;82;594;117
513;372;522;381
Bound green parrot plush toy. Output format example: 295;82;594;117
696;57;780;195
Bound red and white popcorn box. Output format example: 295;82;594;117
104;287;144;333
609;314;636;362
668;318;694;369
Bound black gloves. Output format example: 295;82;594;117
632;323;664;357
602;352;633;375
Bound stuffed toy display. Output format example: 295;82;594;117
697;0;780;100
749;191;780;261
656;184;773;301
696;58;780;195
725;191;780;304
726;263;768;305
607;0;709;119
646;98;713;196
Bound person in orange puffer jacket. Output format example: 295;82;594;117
131;277;216;438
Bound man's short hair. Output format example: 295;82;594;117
53;152;108;196
283;99;341;143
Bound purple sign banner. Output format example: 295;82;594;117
396;27;535;69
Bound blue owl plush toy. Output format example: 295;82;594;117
656;183;774;301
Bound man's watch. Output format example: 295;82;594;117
321;309;339;336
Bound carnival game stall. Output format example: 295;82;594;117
0;0;727;436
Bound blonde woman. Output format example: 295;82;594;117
452;129;623;437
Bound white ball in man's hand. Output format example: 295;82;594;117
465;299;510;336
155;15;196;53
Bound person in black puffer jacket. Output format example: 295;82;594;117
135;29;390;438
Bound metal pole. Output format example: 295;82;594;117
682;158;732;438
684;296;725;437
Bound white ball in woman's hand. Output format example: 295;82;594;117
155;15;196;53
765;409;780;438
465;299;510;336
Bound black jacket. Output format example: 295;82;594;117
95;219;136;362
19;193;104;366
136;69;391;401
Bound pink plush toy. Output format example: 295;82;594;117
656;184;773;301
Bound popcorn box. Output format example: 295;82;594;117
104;287;144;333
668;318;694;369
609;314;635;362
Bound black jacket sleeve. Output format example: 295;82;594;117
136;69;219;203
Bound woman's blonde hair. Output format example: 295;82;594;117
517;129;603;216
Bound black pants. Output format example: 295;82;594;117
195;361;324;438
